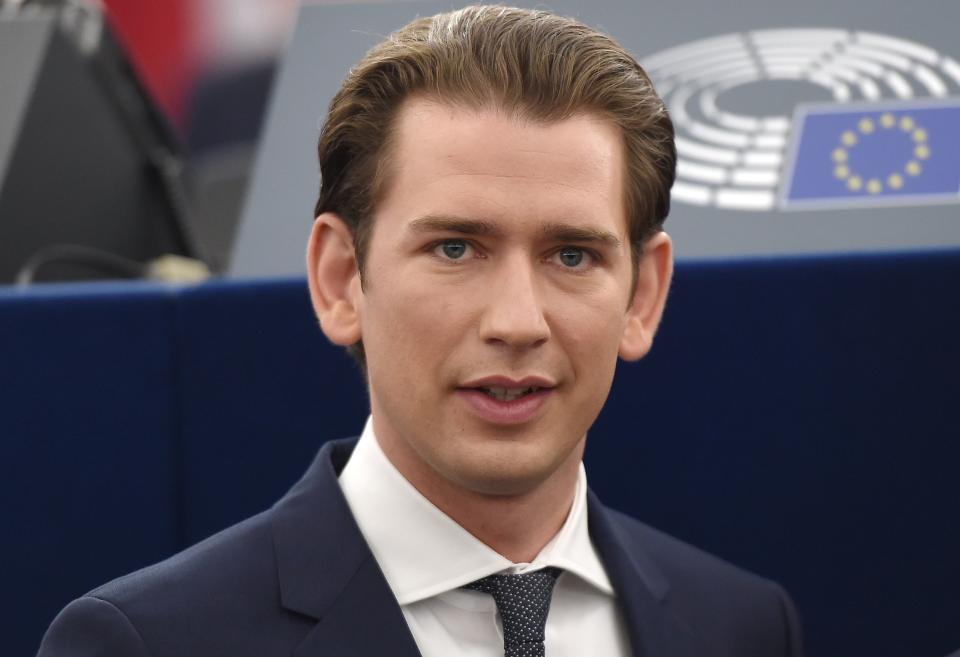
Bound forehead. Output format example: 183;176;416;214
376;97;627;234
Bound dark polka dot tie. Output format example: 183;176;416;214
463;567;562;657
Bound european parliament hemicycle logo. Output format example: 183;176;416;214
642;29;960;211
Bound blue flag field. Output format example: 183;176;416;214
782;100;960;209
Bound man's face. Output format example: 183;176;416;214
342;98;652;498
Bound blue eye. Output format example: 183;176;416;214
437;240;468;260
557;247;585;268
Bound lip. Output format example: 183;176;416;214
459;374;557;389
455;375;557;425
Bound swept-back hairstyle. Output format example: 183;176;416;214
314;5;676;364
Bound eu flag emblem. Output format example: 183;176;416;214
782;101;960;209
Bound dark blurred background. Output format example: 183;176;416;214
0;0;296;283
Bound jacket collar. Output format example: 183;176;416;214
271;437;693;657
271;437;422;657
588;489;696;657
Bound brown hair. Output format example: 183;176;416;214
314;5;675;364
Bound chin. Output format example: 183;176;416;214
441;442;577;498
455;470;549;498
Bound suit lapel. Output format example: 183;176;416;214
269;439;696;657
292;556;423;657
271;438;422;657
588;491;697;657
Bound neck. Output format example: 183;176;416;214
374;425;583;564
437;464;580;564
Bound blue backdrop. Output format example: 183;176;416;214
3;251;959;657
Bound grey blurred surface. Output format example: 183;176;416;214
0;9;196;283
232;0;960;277
0;16;50;190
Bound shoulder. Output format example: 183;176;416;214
38;440;358;657
605;506;776;591
37;596;150;657
600;506;803;657
90;510;278;614
38;510;311;657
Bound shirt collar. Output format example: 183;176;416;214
338;417;614;605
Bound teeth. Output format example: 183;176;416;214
483;386;538;402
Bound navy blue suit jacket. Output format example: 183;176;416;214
38;438;803;656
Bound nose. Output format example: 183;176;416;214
477;255;551;349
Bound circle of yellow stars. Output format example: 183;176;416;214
832;113;930;194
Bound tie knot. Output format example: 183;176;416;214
463;567;562;656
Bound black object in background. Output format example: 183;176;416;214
0;2;205;284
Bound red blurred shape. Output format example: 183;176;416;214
101;0;199;133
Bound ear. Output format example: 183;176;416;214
306;212;363;346
619;231;673;361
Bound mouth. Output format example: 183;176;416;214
455;377;556;425
475;385;544;402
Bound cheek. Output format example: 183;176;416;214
551;290;628;357
362;278;468;374
551;298;626;409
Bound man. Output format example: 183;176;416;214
39;6;802;656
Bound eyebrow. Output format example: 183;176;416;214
408;215;622;248
408;215;501;237
539;221;622;248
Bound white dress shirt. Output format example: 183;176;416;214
338;418;630;657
